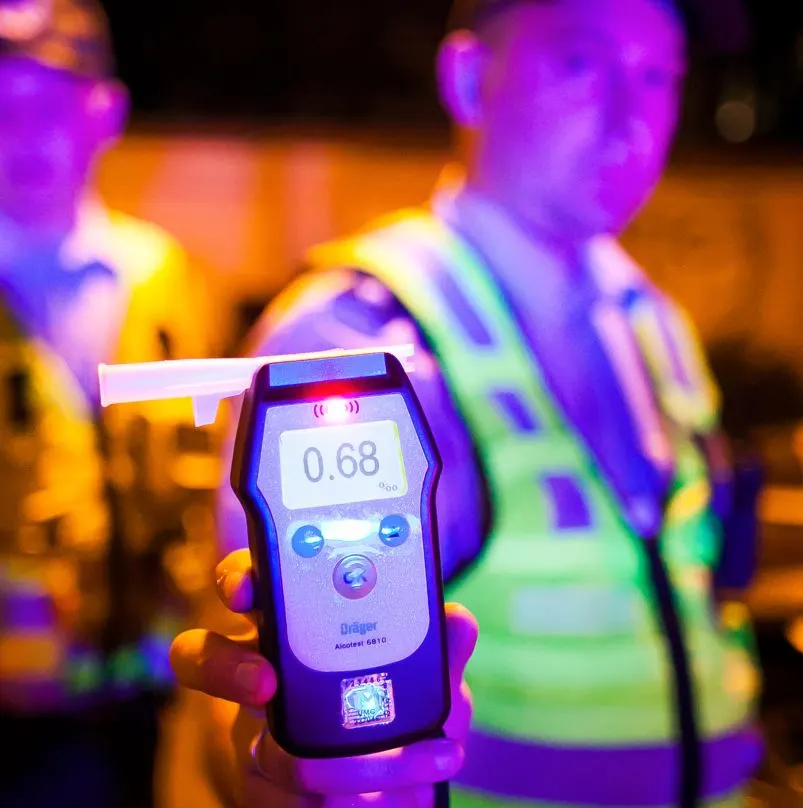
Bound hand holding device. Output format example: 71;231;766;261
169;548;477;807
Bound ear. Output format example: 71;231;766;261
85;79;129;145
436;30;487;129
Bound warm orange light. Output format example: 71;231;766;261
786;617;803;655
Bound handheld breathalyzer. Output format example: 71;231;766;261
97;345;451;759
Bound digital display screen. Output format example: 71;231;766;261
279;420;408;510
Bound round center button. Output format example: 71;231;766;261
333;555;377;600
292;525;325;558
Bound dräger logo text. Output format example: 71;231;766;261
342;621;377;636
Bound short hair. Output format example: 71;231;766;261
446;0;751;54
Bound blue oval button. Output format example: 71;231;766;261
378;515;410;547
292;525;325;558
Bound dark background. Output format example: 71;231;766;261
102;0;803;153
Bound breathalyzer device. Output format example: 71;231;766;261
97;345;451;759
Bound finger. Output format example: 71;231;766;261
215;549;256;614
290;738;464;796
244;722;302;794
322;787;432;808
235;712;322;806
443;603;478;741
170;628;276;706
443;679;473;742
444;603;478;689
243;776;321;808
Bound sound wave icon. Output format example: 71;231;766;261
313;399;360;419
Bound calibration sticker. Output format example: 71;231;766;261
341;672;396;730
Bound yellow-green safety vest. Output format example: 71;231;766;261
306;208;761;808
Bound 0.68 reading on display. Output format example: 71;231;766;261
279;419;408;510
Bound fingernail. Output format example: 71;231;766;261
235;661;264;696
219;570;245;601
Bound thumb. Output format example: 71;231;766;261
444;603;478;689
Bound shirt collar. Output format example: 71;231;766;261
58;197;119;276
429;169;651;313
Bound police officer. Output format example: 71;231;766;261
172;1;761;806
0;1;218;805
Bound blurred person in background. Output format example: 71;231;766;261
171;1;765;807
0;1;218;806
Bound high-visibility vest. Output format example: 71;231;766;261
306;208;761;807
0;210;219;707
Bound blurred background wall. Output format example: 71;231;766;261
92;0;803;413
94;135;803;372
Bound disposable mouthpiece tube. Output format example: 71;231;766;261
98;344;416;409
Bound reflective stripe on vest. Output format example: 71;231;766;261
306;209;759;804
459;725;762;806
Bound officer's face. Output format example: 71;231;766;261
0;58;118;236
440;0;686;242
